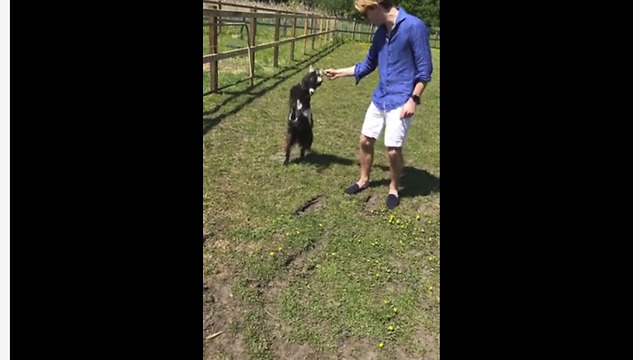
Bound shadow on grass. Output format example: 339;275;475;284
369;165;440;198
203;41;343;136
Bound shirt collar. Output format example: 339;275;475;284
385;7;408;33
395;6;408;24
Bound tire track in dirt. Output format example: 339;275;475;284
259;195;332;359
203;194;330;359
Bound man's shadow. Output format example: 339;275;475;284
370;165;440;198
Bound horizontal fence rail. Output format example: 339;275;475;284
203;4;439;95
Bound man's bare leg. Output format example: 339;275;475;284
358;134;375;187
387;146;403;206
346;134;375;194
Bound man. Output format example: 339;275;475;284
325;0;433;209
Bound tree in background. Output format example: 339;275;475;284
252;0;439;27
314;0;354;16
396;0;439;27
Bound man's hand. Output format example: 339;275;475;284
400;98;417;118
325;69;342;80
325;66;355;80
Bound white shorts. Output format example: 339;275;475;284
361;102;412;147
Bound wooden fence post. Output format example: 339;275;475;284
217;0;222;33
351;20;356;39
318;19;327;47
209;14;218;92
249;6;257;86
290;17;297;61
324;18;329;43
274;12;281;67
302;18;308;55
311;18;316;50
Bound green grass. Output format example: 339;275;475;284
203;41;440;359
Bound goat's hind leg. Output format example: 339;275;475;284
284;131;296;165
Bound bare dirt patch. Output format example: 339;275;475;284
338;338;380;360
203;267;247;359
294;195;326;216
364;194;379;211
417;197;440;216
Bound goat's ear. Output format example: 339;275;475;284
309;65;314;73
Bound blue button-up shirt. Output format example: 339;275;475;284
354;7;433;111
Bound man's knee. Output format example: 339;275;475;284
360;135;375;149
387;146;402;158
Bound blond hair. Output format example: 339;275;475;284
354;0;394;13
354;0;377;12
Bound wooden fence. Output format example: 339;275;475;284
203;1;439;94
